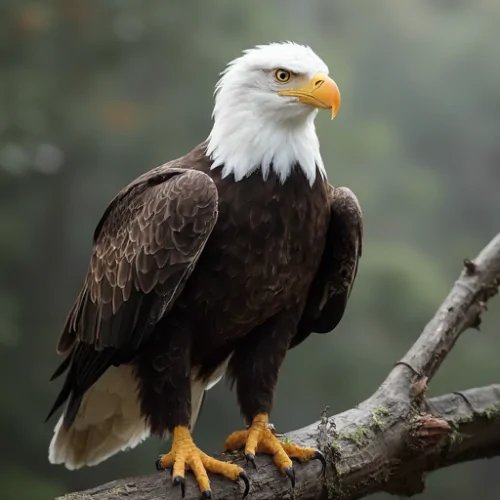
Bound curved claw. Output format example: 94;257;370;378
245;452;256;469
202;490;212;499
312;450;327;473
239;471;250;498
173;475;186;498
284;466;296;488
155;455;163;471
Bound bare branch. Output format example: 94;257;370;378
379;233;500;401
57;234;500;500
56;385;500;500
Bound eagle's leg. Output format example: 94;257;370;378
224;312;326;485
156;426;249;498
140;330;249;498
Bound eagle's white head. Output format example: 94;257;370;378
206;42;340;186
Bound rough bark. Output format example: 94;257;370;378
58;233;500;500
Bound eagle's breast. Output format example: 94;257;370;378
177;161;331;350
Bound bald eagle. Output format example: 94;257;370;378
47;42;363;498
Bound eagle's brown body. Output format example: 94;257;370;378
138;144;332;435
47;141;362;471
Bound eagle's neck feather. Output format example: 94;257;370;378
206;110;326;186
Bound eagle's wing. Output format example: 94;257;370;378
47;167;218;425
290;186;363;349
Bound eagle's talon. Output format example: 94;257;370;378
239;471;250;498
285;466;296;488
158;427;245;497
312;450;327;473
225;414;327;490
245;452;256;468
173;475;186;498
155;454;165;471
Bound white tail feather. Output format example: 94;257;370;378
48;355;232;469
48;365;149;469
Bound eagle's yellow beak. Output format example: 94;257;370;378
278;73;340;119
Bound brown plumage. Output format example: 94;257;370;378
47;142;362;424
46;42;363;496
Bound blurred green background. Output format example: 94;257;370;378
1;1;499;499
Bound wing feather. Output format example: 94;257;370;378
46;167;218;426
291;186;363;349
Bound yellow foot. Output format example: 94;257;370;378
156;426;250;498
224;413;326;487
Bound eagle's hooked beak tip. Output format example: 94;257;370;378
314;74;340;120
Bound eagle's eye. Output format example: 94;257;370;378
274;69;291;83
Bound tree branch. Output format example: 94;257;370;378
57;233;500;500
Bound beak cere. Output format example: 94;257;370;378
278;73;341;119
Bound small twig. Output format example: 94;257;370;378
464;258;477;275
